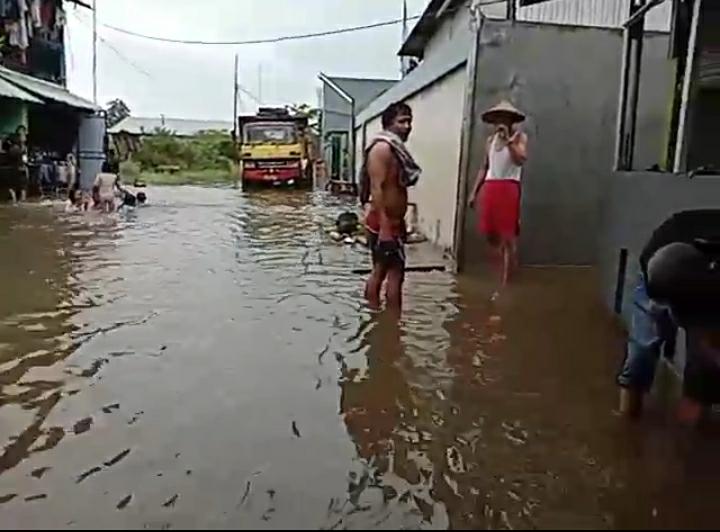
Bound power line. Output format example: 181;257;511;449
75;0;509;48
72;12;154;79
98;15;423;46
237;83;262;105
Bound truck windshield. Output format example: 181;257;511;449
244;123;297;144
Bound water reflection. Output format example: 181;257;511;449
0;206;89;476
1;189;720;529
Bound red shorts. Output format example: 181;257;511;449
476;179;520;239
364;208;406;240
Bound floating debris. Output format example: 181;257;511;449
116;494;132;510
0;494;18;504
30;467;51;479
101;403;120;414
73;417;93;435
104;448;131;467
162;494;179;508
76;466;102;484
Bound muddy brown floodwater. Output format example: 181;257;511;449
2;186;720;530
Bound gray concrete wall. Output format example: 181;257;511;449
459;20;674;271
598;172;720;322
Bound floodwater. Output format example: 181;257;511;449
1;187;720;530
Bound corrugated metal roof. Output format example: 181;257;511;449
324;76;397;112
403;0;672;58
109;117;234;136
517;0;673;32
0;76;43;104
0;65;98;110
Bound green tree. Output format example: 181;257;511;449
286;103;321;136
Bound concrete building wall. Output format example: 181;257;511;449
518;0;672;32
458;20;674;270
424;6;475;61
406;67;467;250
598;173;720;322
354;67;466;251
353;117;383;181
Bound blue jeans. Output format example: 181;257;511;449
617;275;678;391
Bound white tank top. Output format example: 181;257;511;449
486;134;522;182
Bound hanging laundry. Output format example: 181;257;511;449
30;0;41;28
54;5;65;29
40;0;54;27
6;20;21;47
16;0;27;16
18;12;29;49
25;11;33;39
0;0;20;19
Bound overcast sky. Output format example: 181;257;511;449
65;0;430;121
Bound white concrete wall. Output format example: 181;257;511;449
424;6;475;61
355;67;467;251
354;118;383;178
405;67;466;250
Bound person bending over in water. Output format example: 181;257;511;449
617;210;720;425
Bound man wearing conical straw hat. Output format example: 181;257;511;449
468;100;528;285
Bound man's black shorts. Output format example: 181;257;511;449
367;232;405;270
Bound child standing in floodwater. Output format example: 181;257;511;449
93;162;120;212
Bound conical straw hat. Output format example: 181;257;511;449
481;100;526;124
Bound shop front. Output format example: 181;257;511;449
0;64;103;200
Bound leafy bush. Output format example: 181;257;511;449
132;129;234;172
119;160;141;181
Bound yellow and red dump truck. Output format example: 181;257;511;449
237;108;311;187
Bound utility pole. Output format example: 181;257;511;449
257;64;263;106
401;0;409;77
233;54;239;139
233;54;240;182
92;0;98;104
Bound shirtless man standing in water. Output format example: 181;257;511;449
362;103;416;312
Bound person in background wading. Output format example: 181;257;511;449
468;101;528;286
5;127;28;203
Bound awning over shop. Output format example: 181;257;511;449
0;76;43;104
0;65;99;111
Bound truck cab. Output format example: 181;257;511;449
238;108;310;187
